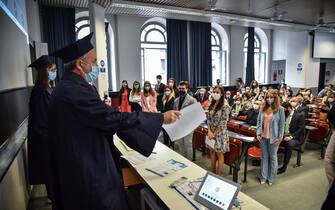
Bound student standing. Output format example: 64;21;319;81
155;75;166;112
162;86;175;147
173;81;197;156
141;81;157;112
207;86;230;176
256;89;285;185
28;55;57;202
118;80;131;112
129;81;142;112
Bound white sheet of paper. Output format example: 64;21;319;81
121;153;155;165
205;136;215;150
163;102;206;142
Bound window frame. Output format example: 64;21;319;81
211;28;227;86
243;33;267;84
140;22;167;84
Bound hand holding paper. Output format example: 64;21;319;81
162;102;206;141
163;110;182;124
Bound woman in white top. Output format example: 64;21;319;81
129;81;142;112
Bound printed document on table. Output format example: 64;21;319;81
146;159;187;177
121;153;155;165
163;102;206;141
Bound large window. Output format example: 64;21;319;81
140;22;167;84
75;18;90;40
211;28;227;86
243;33;266;84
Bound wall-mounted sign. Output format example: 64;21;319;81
297;63;303;71
100;67;106;73
100;60;105;67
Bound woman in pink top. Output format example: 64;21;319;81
141;81;157;112
256;89;285;185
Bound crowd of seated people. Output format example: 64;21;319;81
103;76;335;188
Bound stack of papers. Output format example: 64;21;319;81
146;159;187;177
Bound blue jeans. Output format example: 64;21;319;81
260;138;279;182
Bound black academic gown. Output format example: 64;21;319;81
48;71;163;210
27;84;53;185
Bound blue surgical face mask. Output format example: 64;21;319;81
85;66;99;83
48;71;57;81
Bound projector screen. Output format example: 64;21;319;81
313;32;335;59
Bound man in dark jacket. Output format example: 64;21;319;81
278;98;305;174
49;32;180;210
155;75;166;112
295;95;308;117
239;100;261;126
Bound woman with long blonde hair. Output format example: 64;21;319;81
256;89;285;185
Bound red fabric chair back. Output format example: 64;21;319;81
224;138;242;166
308;122;330;142
238;126;256;137
192;127;207;150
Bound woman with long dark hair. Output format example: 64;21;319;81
118;80;132;112
129;81;142;112
141;81;157;112
168;78;178;95
28;55;57;202
162;86;175;146
207;86;231;176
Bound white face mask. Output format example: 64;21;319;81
266;98;274;105
169;82;174;87
290;102;298;108
328;98;334;103
211;93;221;101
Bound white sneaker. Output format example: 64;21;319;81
259;178;266;185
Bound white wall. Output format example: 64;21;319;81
229;26;247;85
109;15;148;89
272;30;320;89
0;8;33;90
26;0;41;43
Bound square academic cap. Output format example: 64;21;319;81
28;55;53;70
51;32;94;63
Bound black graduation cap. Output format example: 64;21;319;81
51;32;94;63
28;55;53;70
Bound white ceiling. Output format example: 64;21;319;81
38;0;335;32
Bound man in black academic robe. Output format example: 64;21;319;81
49;33;180;210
